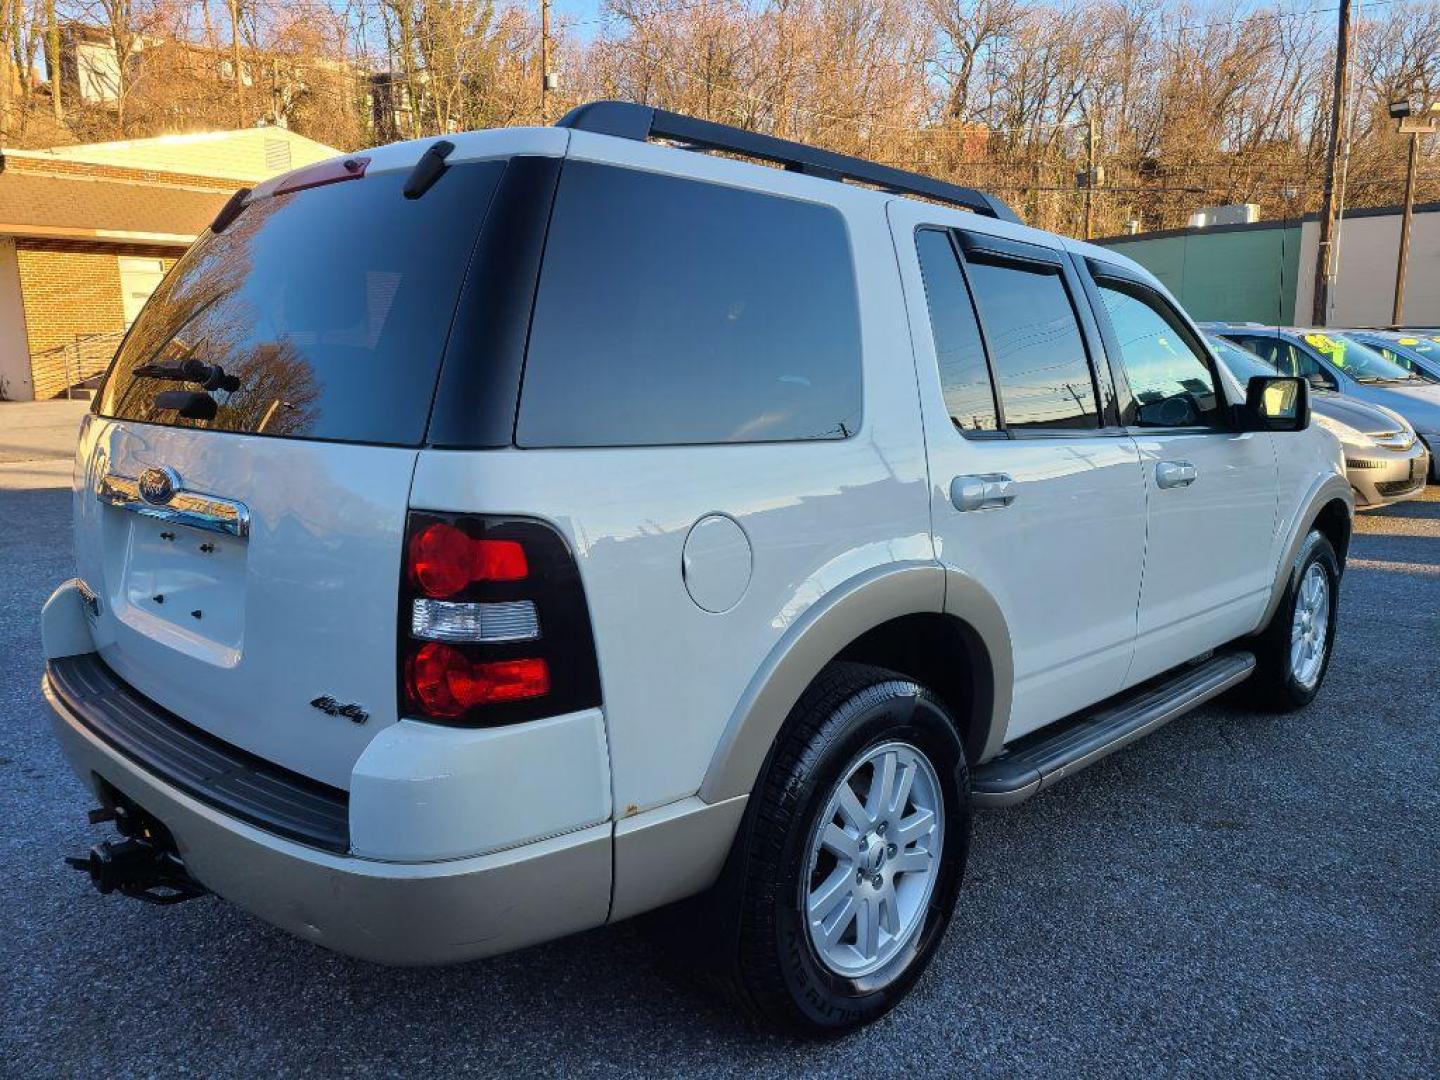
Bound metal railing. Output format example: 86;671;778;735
34;331;128;399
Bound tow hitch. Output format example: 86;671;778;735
65;798;206;906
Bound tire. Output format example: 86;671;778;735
715;662;971;1035
1245;530;1341;711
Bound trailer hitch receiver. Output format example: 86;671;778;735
66;838;206;905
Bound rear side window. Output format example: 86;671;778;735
516;163;863;447
1231;336;1334;387
1230;336;1288;371
915;229;998;433
99;161;506;445
963;259;1098;430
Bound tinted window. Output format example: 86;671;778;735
99;162;505;445
964;259;1098;429
517;163;862;447
1227;335;1333;386
1265;339;1332;385
1226;335;1281;367
1097;282;1218;427
915;229;998;433
1208;334;1279;382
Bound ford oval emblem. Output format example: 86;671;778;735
137;467;179;506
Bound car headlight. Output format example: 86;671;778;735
1313;413;1378;448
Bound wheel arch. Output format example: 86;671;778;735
698;563;1012;804
1312;496;1353;568
1257;475;1354;632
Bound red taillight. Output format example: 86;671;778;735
408;522;528;598
399;511;599;727
407;643;550;717
474;538;528;581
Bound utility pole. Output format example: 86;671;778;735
1075;114;1103;240
540;0;550;124
1083;114;1097;241
1311;0;1352;327
1390;94;1439;326
228;0;244;128
1394;130;1420;325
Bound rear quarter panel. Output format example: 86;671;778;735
410;138;933;816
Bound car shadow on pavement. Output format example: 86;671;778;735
1365;492;1440;520
1346;532;1440;569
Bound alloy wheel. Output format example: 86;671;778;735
1290;561;1331;690
802;741;944;978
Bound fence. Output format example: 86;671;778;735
31;331;129;400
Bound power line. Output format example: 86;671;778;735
1154;0;1404;35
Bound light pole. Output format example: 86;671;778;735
1390;92;1439;326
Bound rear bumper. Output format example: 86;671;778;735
41;576;613;965
1345;443;1430;508
46;675;612;964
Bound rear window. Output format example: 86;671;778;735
98;161;506;445
516;162;863;447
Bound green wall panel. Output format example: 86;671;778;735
1103;225;1303;324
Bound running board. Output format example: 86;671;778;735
971;650;1256;808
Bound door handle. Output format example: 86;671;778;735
950;473;1016;512
1155;460;1198;489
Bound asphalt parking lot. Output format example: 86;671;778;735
1;402;1436;1077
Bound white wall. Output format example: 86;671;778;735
1295;207;1440;327
0;239;34;401
76;40;127;104
30;127;341;183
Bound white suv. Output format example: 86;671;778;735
41;102;1352;1034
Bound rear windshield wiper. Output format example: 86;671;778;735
134;356;241;393
110;294;226;417
152;389;219;421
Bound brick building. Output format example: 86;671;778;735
0;127;339;400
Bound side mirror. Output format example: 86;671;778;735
1306;371;1331;391
1240;375;1309;432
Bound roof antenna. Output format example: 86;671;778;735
404;140;456;200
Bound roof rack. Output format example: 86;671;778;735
556;100;1022;225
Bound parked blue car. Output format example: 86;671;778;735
1343;331;1440;385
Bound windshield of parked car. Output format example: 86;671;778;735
1301;332;1419;384
1361;335;1440;381
1207;334;1279;382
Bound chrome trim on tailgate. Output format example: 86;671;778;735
97;469;250;538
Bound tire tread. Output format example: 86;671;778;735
715;662;958;1033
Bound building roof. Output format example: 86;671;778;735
17;127;341;184
0;170;226;244
0;125;343;246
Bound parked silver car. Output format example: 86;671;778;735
1207;334;1429;508
1206;323;1440;481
